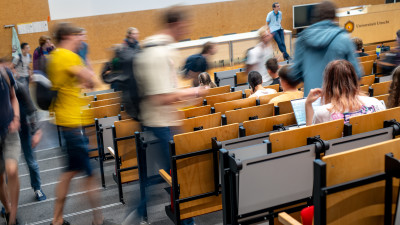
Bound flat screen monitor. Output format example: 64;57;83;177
293;3;319;29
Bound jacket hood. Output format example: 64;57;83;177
141;34;175;48
300;20;345;48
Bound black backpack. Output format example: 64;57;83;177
32;70;57;110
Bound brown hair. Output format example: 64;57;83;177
388;66;400;108
352;37;363;51
278;65;298;87
201;42;215;55
266;58;279;74
198;72;216;88
53;23;82;44
248;71;263;92
321;60;363;113
126;27;138;38
163;6;187;25
39;35;51;47
313;0;336;23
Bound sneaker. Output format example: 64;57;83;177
50;220;70;225
0;207;5;218
35;189;47;201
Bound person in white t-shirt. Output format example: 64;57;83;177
246;26;275;84
248;71;277;98
11;43;32;85
306;60;385;125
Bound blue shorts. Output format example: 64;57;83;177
60;127;92;176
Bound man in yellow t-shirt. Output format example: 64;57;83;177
269;65;303;105
47;23;103;225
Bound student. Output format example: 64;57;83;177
387;66;400;108
266;58;281;88
248;71;277;98
353;37;369;57
11;43;32;85
198;72;216;89
305;60;385;125
266;2;290;60
33;35;55;72
269;65;303;105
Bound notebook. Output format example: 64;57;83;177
291;98;321;127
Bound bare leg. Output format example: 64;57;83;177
85;175;103;225
5;159;19;224
0;173;10;214
52;171;78;225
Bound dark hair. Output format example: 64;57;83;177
53;22;82;44
266;58;279;74
397;29;400;39
201;42;215;55
21;43;29;50
272;2;279;9
313;1;336;23
278;65;298;87
388;66;400;108
39;35;51;47
248;71;263;92
199;72;217;88
352;37;363;51
163;7;187;25
321;60;362;113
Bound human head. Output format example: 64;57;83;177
126;27;139;41
266;58;279;75
198;72;216;88
39;35;52;48
321;60;361;113
20;43;30;54
388;66;400;108
314;0;337;23
78;28;87;41
352;37;363;51
272;2;280;11
397;29;400;43
53;22;83;49
201;42;217;55
258;26;273;44
248;71;263;92
163;6;189;41
278;65;298;90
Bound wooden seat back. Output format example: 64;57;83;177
259;92;284;105
214;97;257;114
205;85;231;96
375;94;389;107
320;138;400;225
242;113;297;136
371;81;391;96
177;113;222;133
277;100;294;114
90;103;122;119
269;119;344;153
180;105;211;118
205;91;242;107
95;91;122;100
234;71;248;86
361;60;374;75
83;95;95;102
363;45;376;52
359;75;375;86
173;123;239;220
173;97;203;110
114;119;141;183
360;85;370;95
225;103;274;124
359;55;377;62
348;107;400;135
90;97;121;108
365;50;377;55
244;84;280;97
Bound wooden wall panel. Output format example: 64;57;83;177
0;0;384;63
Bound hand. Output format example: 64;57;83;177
31;129;42;148
306;88;322;105
8;117;20;133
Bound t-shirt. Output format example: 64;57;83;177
249;88;277;98
266;11;282;33
246;43;274;84
269;90;304;106
77;42;89;64
47;48;93;127
135;34;180;127
312;95;385;124
0;67;16;137
183;53;208;76
12;54;31;77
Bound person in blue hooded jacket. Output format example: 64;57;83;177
289;0;362;96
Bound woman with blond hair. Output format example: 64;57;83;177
198;72;216;89
306;60;385;125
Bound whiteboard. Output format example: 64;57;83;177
48;0;232;20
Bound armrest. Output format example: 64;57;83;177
107;147;116;157
159;169;172;186
278;212;302;225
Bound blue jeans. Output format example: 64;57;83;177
133;126;194;225
19;117;41;191
273;29;289;59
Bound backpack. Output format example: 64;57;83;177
101;45;136;84
16;53;31;68
31;70;57;110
